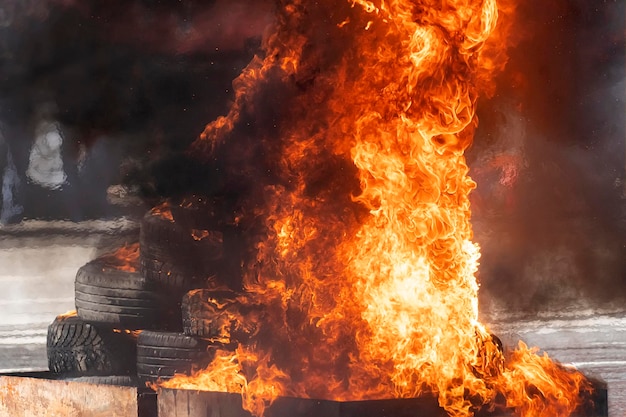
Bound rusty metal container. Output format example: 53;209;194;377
0;373;607;416
158;390;453;417
158;380;608;417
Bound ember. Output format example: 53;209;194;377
151;204;175;223
154;1;594;416
112;328;143;338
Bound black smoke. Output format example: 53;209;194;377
0;0;270;221
469;0;626;313
1;0;623;313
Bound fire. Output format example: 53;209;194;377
102;242;140;273
112;328;143;338
151;203;175;222
58;309;77;319
162;0;591;416
499;342;591;417
162;347;289;416
183;289;262;345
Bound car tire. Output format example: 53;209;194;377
139;202;224;292
181;289;259;344
46;314;136;376
136;330;218;384
75;257;180;331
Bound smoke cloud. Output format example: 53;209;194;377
0;0;268;220
469;0;626;313
0;0;623;313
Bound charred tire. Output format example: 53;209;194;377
46;314;136;376
75;258;180;330
139;204;223;265
139;204;225;292
182;289;259;343
139;256;207;293
136;331;216;383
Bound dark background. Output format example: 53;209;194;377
0;0;623;311
0;0;269;221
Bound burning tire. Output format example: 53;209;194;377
181;289;260;344
75;256;180;330
139;201;225;292
136;330;217;383
46;313;136;376
140;257;207;293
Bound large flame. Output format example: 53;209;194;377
162;1;591;416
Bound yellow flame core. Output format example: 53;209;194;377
164;1;591;416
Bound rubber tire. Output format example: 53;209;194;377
139;255;209;293
182;289;259;343
47;314;136;376
75;257;180;330
136;330;217;383
139;204;223;265
139;204;225;292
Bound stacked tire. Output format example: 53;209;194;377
133;197;241;384
46;195;243;387
74;256;169;330
138;200;229;297
181;289;261;345
136;331;218;384
46;313;137;380
46;243;146;385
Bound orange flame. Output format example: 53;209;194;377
191;229;211;241
163;348;290;416
58;309;77;319
102;242;140;273
184;289;262;345
168;1;592;416
150;203;175;222
498;342;592;417
112;328;143;338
